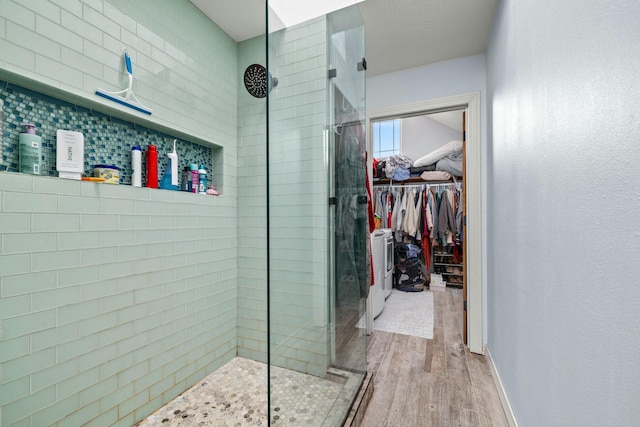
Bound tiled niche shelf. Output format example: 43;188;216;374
0;78;223;194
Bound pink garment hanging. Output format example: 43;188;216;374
365;153;375;286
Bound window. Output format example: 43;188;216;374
373;119;401;158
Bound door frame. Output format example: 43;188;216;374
366;91;483;354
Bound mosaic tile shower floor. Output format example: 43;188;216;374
136;357;352;427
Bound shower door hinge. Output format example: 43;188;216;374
328;69;337;79
357;58;367;71
328;197;336;205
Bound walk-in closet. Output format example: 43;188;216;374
366;109;468;342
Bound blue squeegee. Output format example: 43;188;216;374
96;49;152;115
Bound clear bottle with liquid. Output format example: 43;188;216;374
181;166;191;192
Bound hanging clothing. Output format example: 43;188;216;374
394;190;407;242
414;190;423;241
371;181;464;275
365;153;376;286
374;190;384;228
437;190;456;242
390;189;401;233
456;186;464;242
421;190;432;270
432;189;440;239
403;189;418;237
387;192;393;228
426;193;434;237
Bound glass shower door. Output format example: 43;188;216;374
327;6;368;376
326;9;369;425
266;3;366;426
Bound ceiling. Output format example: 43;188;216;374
190;0;499;77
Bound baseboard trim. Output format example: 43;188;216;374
486;347;519;427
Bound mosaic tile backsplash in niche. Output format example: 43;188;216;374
0;80;213;186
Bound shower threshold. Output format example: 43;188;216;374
135;357;364;426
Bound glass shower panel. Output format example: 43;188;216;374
327;6;367;377
266;12;335;427
266;3;366;426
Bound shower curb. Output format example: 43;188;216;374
343;372;374;426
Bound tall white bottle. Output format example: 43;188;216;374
131;145;142;187
168;140;178;187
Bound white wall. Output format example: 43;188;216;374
367;54;488;341
367;53;487;113
486;0;640;425
401;113;462;162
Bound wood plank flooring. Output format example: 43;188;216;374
361;288;509;427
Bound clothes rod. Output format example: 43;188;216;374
373;179;461;188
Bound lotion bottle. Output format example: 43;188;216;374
19;123;42;175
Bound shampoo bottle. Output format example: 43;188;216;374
159;139;179;190
181;166;191;192
131;146;142;187
190;164;198;193
198;164;207;194
146;145;158;188
19;123;42;175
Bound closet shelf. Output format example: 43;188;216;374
434;263;463;267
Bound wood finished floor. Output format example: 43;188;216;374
361;288;509;427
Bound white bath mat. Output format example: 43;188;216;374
373;289;434;339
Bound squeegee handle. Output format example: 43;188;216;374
124;52;132;75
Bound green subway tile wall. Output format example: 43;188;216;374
1;0;238;149
236;35;268;363
267;17;330;377
0;174;238;426
236;18;331;378
0;0;239;426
